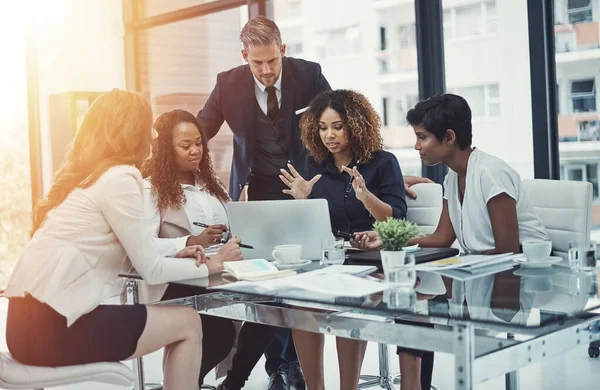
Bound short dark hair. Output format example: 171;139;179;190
240;16;282;50
406;94;472;150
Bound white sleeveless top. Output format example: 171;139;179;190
443;148;549;254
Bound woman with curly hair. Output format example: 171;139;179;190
141;109;279;390
280;89;406;238
279;89;407;390
142;109;232;250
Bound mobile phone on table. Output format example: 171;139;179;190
333;230;352;240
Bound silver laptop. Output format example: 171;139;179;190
225;199;332;261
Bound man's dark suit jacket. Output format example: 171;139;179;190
197;56;331;201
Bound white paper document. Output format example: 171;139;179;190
415;253;516;271
214;265;382;298
415;253;520;281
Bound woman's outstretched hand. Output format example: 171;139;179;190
279;163;321;199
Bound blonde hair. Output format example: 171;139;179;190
31;89;153;235
240;16;282;50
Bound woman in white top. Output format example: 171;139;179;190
142;109;231;251
3;90;238;390
354;93;549;390
141;109;277;390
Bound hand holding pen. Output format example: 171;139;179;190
341;166;370;201
187;222;228;248
193;222;254;249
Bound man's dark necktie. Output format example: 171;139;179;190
266;86;279;120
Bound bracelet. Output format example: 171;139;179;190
363;194;373;217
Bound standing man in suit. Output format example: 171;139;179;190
198;15;331;203
197;16;331;390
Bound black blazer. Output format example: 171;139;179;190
197;56;331;201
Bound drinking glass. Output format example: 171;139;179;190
381;252;416;288
321;237;345;266
383;286;416;310
569;240;597;271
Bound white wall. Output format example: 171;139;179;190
32;0;126;191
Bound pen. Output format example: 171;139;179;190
345;176;355;198
295;107;309;115
193;222;251;248
218;239;254;249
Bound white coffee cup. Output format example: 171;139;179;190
522;240;552;261
272;245;302;264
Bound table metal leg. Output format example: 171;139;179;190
454;324;474;390
125;279;146;390
504;333;519;390
358;343;394;389
358;343;440;390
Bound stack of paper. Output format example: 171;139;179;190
215;265;382;298
415;253;519;281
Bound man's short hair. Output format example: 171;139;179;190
240;16;282;50
406;94;473;150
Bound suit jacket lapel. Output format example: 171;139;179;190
242;66;257;142
280;57;295;152
160;207;192;238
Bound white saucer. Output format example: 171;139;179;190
513;255;562;268
271;259;312;270
403;244;420;253
513;266;556;277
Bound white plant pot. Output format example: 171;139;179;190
380;249;416;287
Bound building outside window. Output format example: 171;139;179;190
571;79;596;113
396;95;419;126
452;84;500;117
579;120;600;141
444;0;497;40
561;161;600;199
568;0;593;24
398;23;416;49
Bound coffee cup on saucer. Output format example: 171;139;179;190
522;240;552;262
271;245;303;264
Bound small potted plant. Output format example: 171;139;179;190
373;218;422;286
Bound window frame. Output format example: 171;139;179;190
570;78;597;114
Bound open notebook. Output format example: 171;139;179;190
223;259;296;281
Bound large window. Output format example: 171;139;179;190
135;9;245;189
443;0;533;178
274;0;422;177
0;3;30;289
556;2;600;235
137;0;222;18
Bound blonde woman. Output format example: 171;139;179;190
3;89;236;390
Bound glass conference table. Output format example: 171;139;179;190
124;258;600;390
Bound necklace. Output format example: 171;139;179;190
458;177;466;197
335;158;352;171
